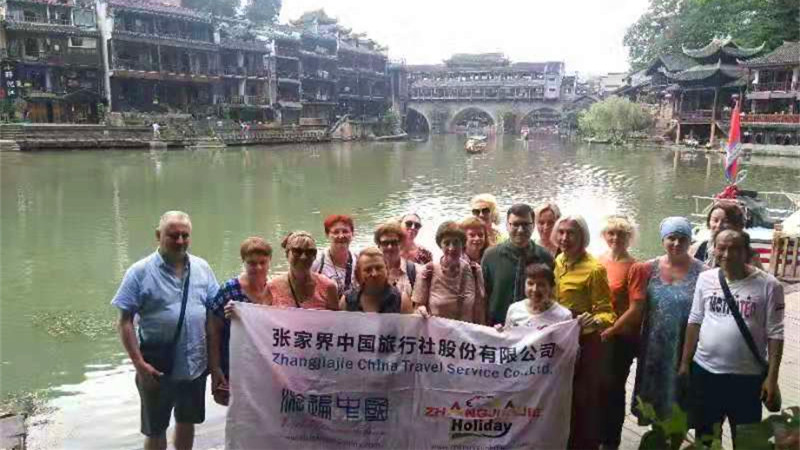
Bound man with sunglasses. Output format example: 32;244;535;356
111;211;220;450
481;204;555;325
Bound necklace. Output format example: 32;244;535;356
288;273;313;308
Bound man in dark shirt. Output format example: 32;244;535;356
481;203;555;325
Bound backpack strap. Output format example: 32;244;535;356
407;261;416;289
316;252;325;274
344;251;353;291
717;269;768;373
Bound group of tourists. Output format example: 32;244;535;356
111;195;785;450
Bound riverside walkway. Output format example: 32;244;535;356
621;284;800;449
26;286;799;449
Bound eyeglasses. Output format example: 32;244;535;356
472;207;491;216
290;248;317;258
404;221;422;230
166;232;190;240
378;239;400;248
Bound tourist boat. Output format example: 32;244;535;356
465;136;487;153
690;190;800;266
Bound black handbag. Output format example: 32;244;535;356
717;269;781;412
139;264;191;376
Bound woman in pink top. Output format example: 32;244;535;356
413;221;486;324
268;231;339;310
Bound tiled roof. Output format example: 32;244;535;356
411;79;546;88
511;61;564;72
743;41;800;67
112;30;217;51
445;53;509;67
338;40;383;56
682;37;764;59
659;53;697;72
109;0;211;22
663;60;744;82
407;62;562;74
4;20;99;37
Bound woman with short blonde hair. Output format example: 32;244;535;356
552;214;614;450
596;215;639;448
470;193;506;245
535;202;561;255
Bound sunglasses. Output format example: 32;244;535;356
378;239;401;248
472;207;491;216
404;221;422;230
289;248;317;258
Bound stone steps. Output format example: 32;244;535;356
0;140;21;152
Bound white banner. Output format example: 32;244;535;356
226;303;579;450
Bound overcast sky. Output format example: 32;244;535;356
280;0;650;76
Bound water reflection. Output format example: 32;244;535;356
1;137;797;448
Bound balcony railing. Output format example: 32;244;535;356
17;47;100;66
217;96;245;105
6;12;75;26
113;59;158;71
742;114;800;124
301;94;334;102
679;110;731;122
223;66;247;76
160;63;217;76
245;95;269;105
752;81;797;92
115;26;211;43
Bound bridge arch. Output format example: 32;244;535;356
405;107;431;135
520;107;561;130
449;106;495;133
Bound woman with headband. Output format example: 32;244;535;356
627;217;707;425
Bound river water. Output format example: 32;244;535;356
1;136;798;448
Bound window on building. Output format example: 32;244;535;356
25;38;40;57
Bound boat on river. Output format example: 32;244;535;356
465;135;487;153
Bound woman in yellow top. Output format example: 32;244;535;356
552;214;615;450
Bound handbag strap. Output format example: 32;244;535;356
170;262;191;347
137;261;191;347
717;269;768;372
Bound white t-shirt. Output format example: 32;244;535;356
505;300;573;330
688;268;785;375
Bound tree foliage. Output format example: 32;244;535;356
245;0;282;24
578;96;653;140
624;0;800;70
182;0;238;17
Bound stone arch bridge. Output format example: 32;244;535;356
403;101;567;134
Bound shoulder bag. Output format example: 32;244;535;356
717;269;781;412
139;264;191;377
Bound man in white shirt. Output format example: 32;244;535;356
679;229;784;445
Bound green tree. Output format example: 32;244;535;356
182;0;238;17
245;0;282;24
578;96;653;140
624;0;800;70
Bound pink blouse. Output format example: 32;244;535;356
268;273;338;310
413;259;486;324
